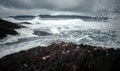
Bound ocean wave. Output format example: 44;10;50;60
0;15;120;58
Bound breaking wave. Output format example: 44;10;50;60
0;15;120;58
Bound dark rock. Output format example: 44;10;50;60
20;22;32;24
33;30;51;36
0;27;18;39
0;42;120;71
0;19;21;29
0;19;22;39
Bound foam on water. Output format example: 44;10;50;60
0;16;120;58
0;28;37;45
2;17;17;22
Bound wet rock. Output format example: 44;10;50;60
0;42;120;71
0;19;21;29
0;19;22;39
0;27;18;39
20;22;32;24
33;30;51;36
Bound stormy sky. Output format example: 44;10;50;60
0;0;120;17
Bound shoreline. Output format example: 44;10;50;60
0;42;120;71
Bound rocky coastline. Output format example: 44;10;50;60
0;42;120;71
0;19;22;39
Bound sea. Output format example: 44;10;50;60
0;14;120;58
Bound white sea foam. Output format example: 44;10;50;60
0;28;37;45
0;16;120;58
2;17;19;23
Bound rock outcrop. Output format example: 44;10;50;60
0;19;22;39
0;42;120;71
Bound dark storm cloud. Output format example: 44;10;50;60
0;0;120;17
0;0;119;11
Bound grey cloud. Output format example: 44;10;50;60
0;5;56;17
0;0;95;11
0;0;119;16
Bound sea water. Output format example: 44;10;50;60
0;15;120;58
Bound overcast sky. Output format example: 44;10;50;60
0;0;119;17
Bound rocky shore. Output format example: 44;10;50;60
0;42;120;71
0;19;22;39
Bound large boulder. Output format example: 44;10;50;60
0;19;21;39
